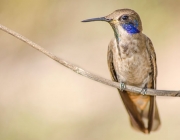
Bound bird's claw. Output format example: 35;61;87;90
141;88;147;95
120;82;126;91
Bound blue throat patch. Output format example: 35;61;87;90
122;22;140;34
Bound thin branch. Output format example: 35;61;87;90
0;24;179;97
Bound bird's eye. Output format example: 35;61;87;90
120;15;129;21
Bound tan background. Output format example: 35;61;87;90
0;0;180;140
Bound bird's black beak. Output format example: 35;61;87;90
81;17;112;22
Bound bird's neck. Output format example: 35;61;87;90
112;24;140;44
122;23;140;34
112;24;142;59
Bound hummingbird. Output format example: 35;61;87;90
82;9;160;134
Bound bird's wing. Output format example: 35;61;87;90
107;39;148;133
145;36;161;131
146;37;157;89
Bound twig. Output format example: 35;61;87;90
0;24;179;97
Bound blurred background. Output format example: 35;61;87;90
0;0;180;139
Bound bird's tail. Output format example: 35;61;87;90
118;89;161;133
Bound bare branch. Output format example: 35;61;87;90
0;24;179;97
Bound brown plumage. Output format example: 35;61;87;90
82;8;160;133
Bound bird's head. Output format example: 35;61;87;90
82;9;142;38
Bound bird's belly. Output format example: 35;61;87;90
114;54;151;87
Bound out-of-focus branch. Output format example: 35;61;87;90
0;24;179;97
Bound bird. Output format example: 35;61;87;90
82;9;161;134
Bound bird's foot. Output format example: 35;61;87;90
120;82;126;91
141;88;147;95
